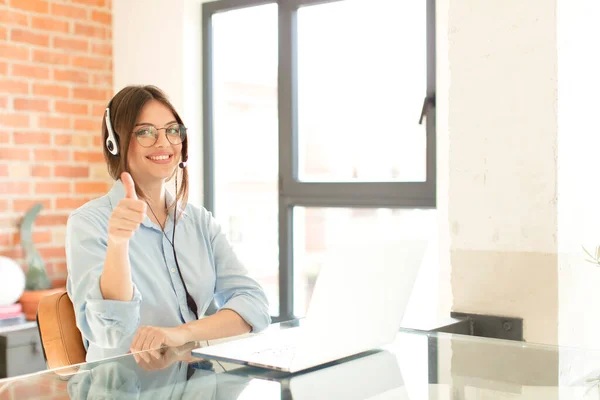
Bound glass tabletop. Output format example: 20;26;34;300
2;320;600;399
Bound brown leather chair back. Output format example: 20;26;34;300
37;291;86;372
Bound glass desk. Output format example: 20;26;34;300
1;320;600;399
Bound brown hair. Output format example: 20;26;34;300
101;85;188;211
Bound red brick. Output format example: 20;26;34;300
75;181;109;194
91;42;111;57
32;49;70;65
56;197;90;209
0;181;30;194
0;96;7;109
2;160;14;173
50;3;87;19
36;181;70;194
91;103;107;117
74;23;105;39
14;131;51;144
13;98;50;112
10;29;50;47
53;37;88;52
72;0;105;7
3;77;29;93
38;116;70;130
0;43;29;61
55;100;88;115
53;69;89;84
0;26;6;41
34;148;69;161
0;232;11;246
0;8;29;26
13;199;51;213
54;165;89;177
33;83;69;98
0;131;9;143
31;16;70;33
53;134;71;145
73;87;107;101
71;55;108;70
93;135;103;147
39;246;65;259
91;10;111;25
74;118;100;132
13;230;53;245
0;199;8;212
0;147;30;161
74;150;104;163
31;164;51;177
12;64;50;80
36;214;69;226
9;0;49;13
0;114;29;128
0;248;24;259
92;73;111;87
0;62;6;75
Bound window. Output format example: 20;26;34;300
203;0;436;321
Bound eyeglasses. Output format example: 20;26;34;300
133;123;187;147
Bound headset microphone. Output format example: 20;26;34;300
178;161;187;168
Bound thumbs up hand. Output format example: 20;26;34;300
108;172;147;244
122;171;138;200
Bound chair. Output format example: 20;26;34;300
36;291;86;373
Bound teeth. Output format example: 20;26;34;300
149;155;170;161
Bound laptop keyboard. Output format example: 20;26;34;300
243;329;301;365
252;344;296;359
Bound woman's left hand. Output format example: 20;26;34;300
130;325;190;362
133;342;200;371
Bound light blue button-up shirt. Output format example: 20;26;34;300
65;179;271;362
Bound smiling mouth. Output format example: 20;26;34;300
146;155;173;162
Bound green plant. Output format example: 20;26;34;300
20;203;51;290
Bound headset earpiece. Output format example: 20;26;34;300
105;107;119;156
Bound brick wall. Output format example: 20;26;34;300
0;0;113;287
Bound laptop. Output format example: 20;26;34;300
192;238;428;373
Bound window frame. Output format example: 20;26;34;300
202;0;436;322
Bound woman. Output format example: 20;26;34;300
65;85;270;362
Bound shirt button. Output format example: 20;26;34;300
171;268;176;273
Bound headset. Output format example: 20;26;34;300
104;100;198;320
105;107;119;156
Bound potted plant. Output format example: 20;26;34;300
18;203;64;320
584;246;600;266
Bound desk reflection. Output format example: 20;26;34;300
64;343;407;399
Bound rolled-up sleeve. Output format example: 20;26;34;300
65;211;142;349
207;212;271;333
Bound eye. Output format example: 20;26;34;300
166;125;180;135
135;127;154;137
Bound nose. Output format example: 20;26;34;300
154;129;170;147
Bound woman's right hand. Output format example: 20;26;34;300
108;172;147;244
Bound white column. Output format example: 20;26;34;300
112;0;205;206
439;0;559;344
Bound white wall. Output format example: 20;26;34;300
440;0;559;344
113;0;205;206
